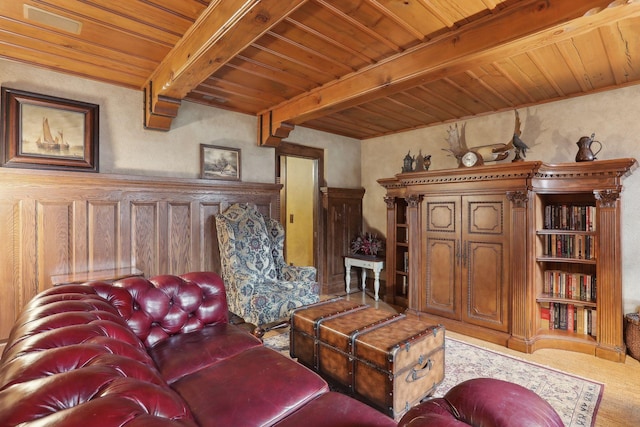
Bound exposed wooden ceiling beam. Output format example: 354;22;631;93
258;0;640;145
144;0;307;130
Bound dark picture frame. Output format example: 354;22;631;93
1;87;99;172
200;144;241;181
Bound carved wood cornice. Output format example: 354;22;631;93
395;162;540;186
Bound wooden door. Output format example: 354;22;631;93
321;187;365;295
422;196;461;320
461;194;510;332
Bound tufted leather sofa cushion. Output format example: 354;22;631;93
93;272;229;348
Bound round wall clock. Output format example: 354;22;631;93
461;151;482;167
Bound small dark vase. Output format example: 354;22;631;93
575;134;602;162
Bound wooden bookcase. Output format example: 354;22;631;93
379;158;636;361
379;177;409;307
530;159;636;362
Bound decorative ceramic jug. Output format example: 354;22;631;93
575;133;602;162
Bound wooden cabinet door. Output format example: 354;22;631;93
422;196;461;320
421;194;510;332
461;194;510;332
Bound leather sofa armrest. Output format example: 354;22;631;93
398;378;564;427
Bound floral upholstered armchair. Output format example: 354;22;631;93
215;203;320;330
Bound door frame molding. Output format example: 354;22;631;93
275;142;325;285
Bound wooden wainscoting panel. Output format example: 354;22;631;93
130;202;160;277
0;168;282;344
167;202;193;275
199;202;223;273
87;201;120;273
36;201;72;294
0;201;18;340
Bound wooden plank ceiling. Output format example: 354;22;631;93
1;0;639;144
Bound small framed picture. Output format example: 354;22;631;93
1;87;99;172
200;144;241;181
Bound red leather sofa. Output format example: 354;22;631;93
0;272;564;426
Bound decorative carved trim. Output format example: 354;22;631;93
506;191;529;208
406;194;421;207
594;189;620;208
384;196;395;209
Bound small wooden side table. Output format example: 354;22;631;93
344;255;384;301
51;267;144;286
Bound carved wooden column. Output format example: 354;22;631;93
406;194;422;311
594;189;625;361
506;190;533;352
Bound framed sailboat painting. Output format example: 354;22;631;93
1;87;99;172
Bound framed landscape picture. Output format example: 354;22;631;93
1;87;99;172
200;144;241;181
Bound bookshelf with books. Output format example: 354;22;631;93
379;176;410;308
531;159;636;362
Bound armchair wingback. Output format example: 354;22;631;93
215;203;320;326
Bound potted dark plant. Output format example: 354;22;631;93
350;232;383;258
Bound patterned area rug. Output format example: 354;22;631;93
263;331;603;427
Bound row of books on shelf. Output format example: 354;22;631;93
540;302;597;337
544;204;596;231
543;270;596;302
542;234;595;260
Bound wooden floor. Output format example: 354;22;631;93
337;291;640;426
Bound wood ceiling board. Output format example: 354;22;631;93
343;105;411;132
599;20;640;86
445;72;513;111
570;30;616;91
334;0;425;47
198;74;289;107
466;65;524;107
302;115;380;139
371;0;458;36
15;0;184;46
79;1;198;36
386;93;443;123
0;31;147;88
268;21;370;71
361;99;426;129
528;45;582;96
291;1;400;61
255;33;354;79
0;17;157;74
283;16;376;67
404;86;467;123
141;0;211;20
187;87;269;114
233;45;329;88
225;55;318;93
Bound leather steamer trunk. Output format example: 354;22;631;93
290;298;445;419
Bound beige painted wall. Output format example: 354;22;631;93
361;84;640;313
0;59;360;186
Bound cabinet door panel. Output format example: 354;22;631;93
424;237;459;319
462;196;509;332
464;241;508;331
422;197;460;319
